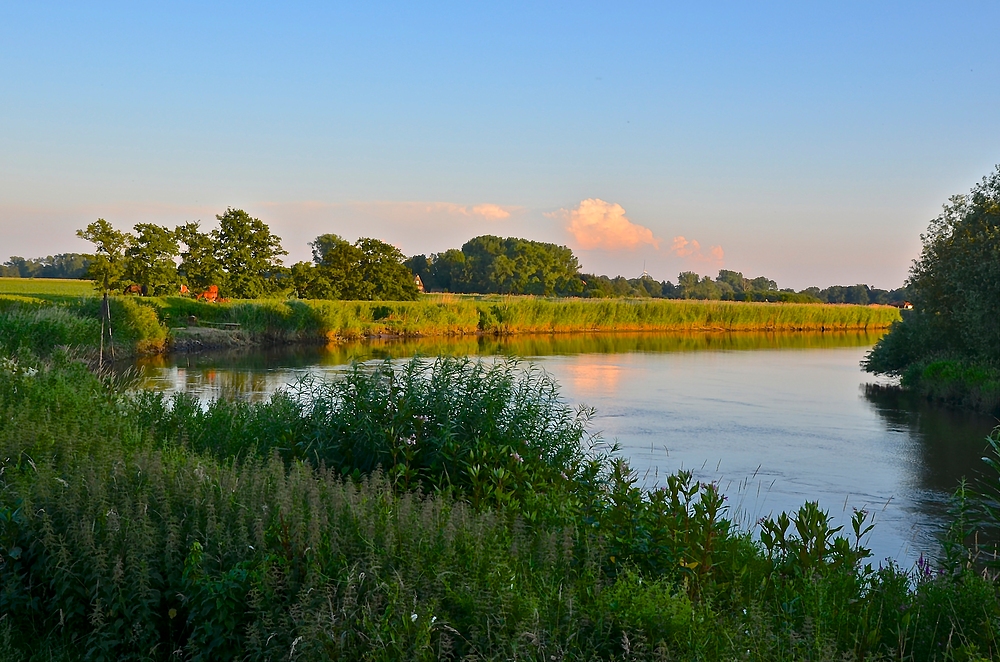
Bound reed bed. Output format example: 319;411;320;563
150;296;900;343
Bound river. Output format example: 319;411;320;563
135;331;998;567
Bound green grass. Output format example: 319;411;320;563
0;350;998;660
0;276;94;300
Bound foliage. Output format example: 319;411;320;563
865;166;1000;412
125;223;182;295
0;253;91;279
411;235;584;296
292;234;418;301
212;208;288;298
0;355;998;659
76;218;132;292
176;221;226;293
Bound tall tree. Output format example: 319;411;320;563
354;237;419;301
176;222;225;292
293;234;418;300
212;208;288;298
866;166;1000;375
76;219;133;292
125;223;180;294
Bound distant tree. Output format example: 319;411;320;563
677;271;700;299
748;276;778;292
421;236;582;295
294;234;418;301
125;223;180;294
404;254;433;290
355;238;419;300
716;269;749;296
429;249;469;293
304;233;364;299
2;253;92;279
213;208;288;298
77;219;133;292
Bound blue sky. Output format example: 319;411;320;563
2;2;999;289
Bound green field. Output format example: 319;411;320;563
0;276;94;300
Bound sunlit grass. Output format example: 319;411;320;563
148;296;901;341
0;276;94;299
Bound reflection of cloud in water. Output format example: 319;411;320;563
563;360;622;397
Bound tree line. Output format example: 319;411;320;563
408;241;909;303
73;208;418;300
1;254;90;279
3;207;909;304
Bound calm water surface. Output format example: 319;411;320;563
136;332;998;567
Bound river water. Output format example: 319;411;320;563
135;331;998;567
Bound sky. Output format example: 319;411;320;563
2;2;1000;290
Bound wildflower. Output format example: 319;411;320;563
415;414;430;422
411;613;418;622
405;434;417;446
511;451;523;463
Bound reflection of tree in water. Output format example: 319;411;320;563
863;383;997;495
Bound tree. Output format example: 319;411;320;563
423;235;583;295
77;219;133;292
293;234;418;301
866;166;1000;374
213;208;288;299
176;222;225;293
125;223;180;294
355;238;419;300
306;233;364;299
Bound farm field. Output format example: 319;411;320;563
0;276;94;299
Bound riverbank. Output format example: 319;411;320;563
0;292;902;357
899;358;1000;415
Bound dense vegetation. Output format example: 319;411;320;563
406;241;909;303
865;166;1000;414
1;312;999;660
8;209;907;306
0;253;90;279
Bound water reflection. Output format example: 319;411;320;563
135;330;997;567
863;383;998;499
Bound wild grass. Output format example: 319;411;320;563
900;358;1000;415
1;350;998;660
0;298;167;357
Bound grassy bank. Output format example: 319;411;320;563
0;350;997;660
898;359;1000;415
0;279;901;352
155;296;900;344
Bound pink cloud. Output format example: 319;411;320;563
671;235;724;264
550;198;659;251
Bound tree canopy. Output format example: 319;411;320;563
866;166;1000;374
407;236;583;296
76;219;132;291
290;234;418;301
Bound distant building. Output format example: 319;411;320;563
414;274;425;293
